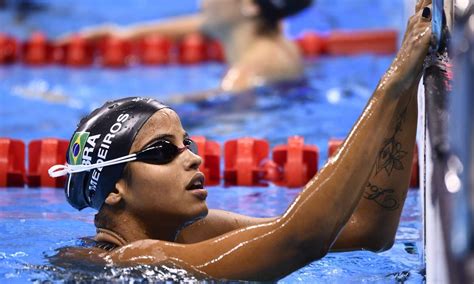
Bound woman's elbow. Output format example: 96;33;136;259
295;237;331;263
352;222;397;252
376;238;395;252
363;235;395;252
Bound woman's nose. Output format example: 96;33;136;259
184;149;203;171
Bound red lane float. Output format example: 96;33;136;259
22;32;51;65
191;136;221;186
296;29;398;57
52;35;95;66
296;32;327;57
260;160;282;184
51;44;65;64
224;138;269;186
328;138;344;158
99;37;133;68
27;139;68;188
0;33;18;64
206;40;225;62
272;136;319;188
138;34;172;65
325;29;398;56
178;33;207;64
2;29;399;67
0;136;418;189
63;35;94;66
0;138;25;187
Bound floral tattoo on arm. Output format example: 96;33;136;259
364;98;413;210
375;107;408;176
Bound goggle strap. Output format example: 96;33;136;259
48;153;138;178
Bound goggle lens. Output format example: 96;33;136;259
135;139;198;165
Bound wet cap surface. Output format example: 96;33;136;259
254;0;313;21
65;97;169;210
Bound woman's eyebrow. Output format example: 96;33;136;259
141;132;188;150
142;134;175;148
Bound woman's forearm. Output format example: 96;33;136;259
280;0;432;253
57;14;204;44
121;14;204;40
331;82;419;252
279;78;405;253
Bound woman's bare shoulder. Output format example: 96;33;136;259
48;244;109;270
241;39;304;81
48;239;212;280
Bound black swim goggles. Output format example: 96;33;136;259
134;138;198;165
48;139;198;178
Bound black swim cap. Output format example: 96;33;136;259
65;97;169;210
254;0;313;21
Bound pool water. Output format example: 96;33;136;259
0;187;422;283
0;0;424;282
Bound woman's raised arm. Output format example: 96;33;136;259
106;4;433;280
56;14;203;44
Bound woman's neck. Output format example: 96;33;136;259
221;21;279;66
95;210;182;246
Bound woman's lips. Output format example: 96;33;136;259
185;173;207;200
189;188;208;201
186;173;205;190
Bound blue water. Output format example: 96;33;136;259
0;0;424;282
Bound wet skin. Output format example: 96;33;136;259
55;1;433;281
200;0;304;91
56;0;304;93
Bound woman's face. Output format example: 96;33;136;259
119;109;208;227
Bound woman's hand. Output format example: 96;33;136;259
382;0;433;93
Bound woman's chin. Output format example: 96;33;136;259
192;204;209;221
182;206;209;227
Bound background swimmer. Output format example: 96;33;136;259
57;0;312;92
49;1;433;280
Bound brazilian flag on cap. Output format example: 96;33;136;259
68;132;90;165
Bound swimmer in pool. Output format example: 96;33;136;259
49;1;433;280
57;0;312;92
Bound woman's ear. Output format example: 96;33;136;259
104;179;126;206
241;0;260;17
